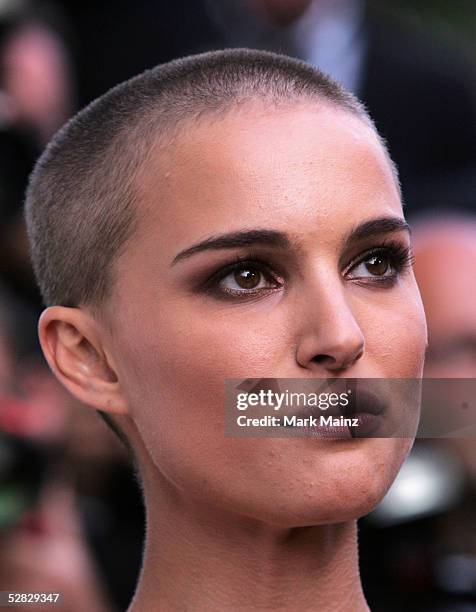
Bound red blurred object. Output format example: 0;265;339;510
15;510;50;537
0;395;35;436
0;389;66;441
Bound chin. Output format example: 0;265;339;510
268;489;392;528
252;438;414;527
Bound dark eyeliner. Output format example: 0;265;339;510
345;240;414;286
202;255;284;299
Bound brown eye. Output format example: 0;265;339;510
365;254;389;276
208;259;284;298
347;250;394;281
214;261;282;296
233;268;261;289
345;242;412;285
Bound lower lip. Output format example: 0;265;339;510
350;411;384;437
290;412;384;439
308;424;352;439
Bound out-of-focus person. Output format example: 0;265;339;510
413;215;476;379
0;284;143;611
0;1;75;310
360;212;476;611
0;0;74;146
414;213;476;609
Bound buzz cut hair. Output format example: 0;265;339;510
24;47;396;311
24;48;398;449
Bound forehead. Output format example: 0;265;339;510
133;101;401;246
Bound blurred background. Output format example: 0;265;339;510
0;1;475;610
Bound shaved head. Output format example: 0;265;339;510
24;48;394;312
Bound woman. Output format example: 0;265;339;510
25;49;428;610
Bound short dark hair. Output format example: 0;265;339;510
24;47;391;310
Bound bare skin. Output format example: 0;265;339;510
38;101;427;611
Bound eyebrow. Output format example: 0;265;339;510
341;216;411;250
171;229;290;265
171;216;411;266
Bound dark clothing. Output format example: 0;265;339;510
360;13;476;213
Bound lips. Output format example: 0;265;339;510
301;389;387;419
231;379;392;438
294;389;388;438
344;390;386;417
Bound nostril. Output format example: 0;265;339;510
317;348;364;371
312;354;335;365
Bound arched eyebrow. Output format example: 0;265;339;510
171;217;410;266
341;216;411;250
171;229;290;265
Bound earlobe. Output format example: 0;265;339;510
38;306;129;415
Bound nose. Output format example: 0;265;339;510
295;280;365;373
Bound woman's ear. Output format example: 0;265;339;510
38;306;128;416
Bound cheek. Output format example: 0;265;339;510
361;278;428;377
117;276;428;420
113;301;289;444
110;295;419;523
137;297;292;387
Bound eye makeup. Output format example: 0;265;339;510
344;239;414;287
198;238;414;301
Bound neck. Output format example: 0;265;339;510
128;466;369;612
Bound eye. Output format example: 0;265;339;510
219;263;280;294
204;259;284;299
351;252;392;277
224;267;264;290
346;242;413;284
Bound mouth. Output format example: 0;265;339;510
232;378;394;439
344;390;387;438
288;390;387;439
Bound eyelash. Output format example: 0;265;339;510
203;241;414;300
344;241;414;287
